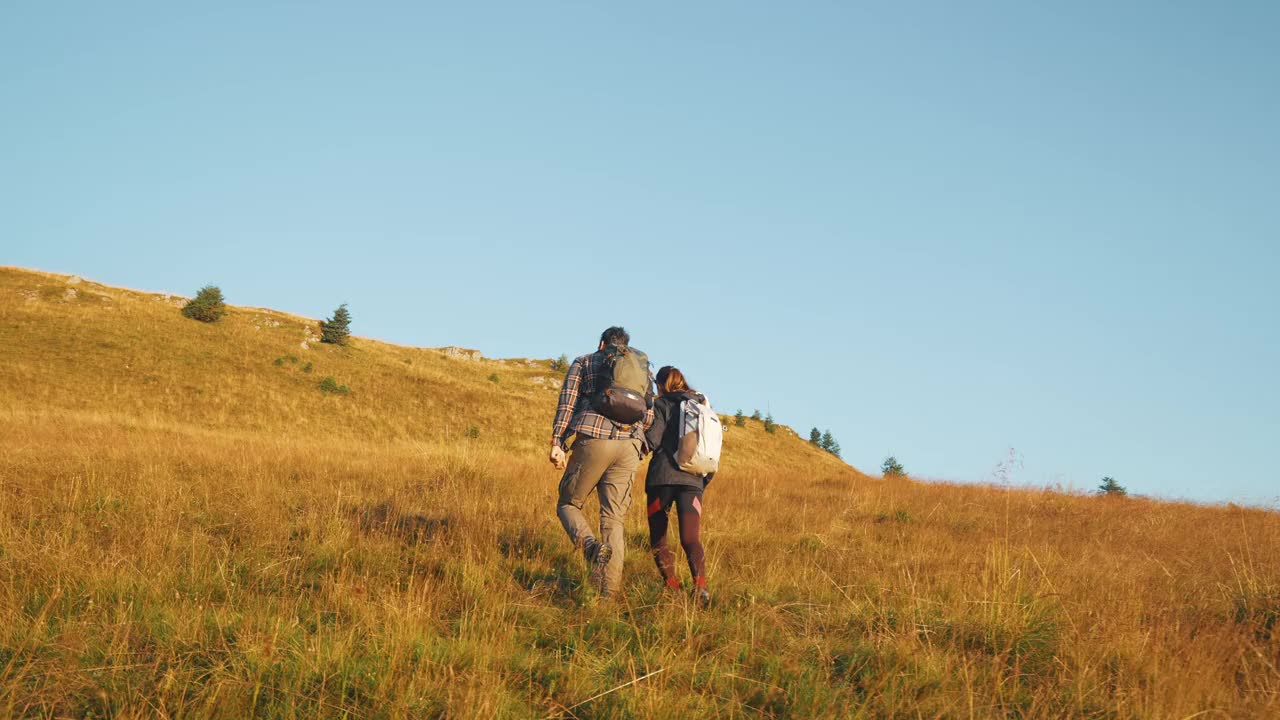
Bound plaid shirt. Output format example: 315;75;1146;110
552;351;654;451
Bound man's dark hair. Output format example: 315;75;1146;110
600;326;630;347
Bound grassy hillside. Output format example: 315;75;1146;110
0;268;846;472
1;266;1277;719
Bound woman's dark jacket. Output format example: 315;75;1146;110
644;391;715;491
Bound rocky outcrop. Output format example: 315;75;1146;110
440;347;483;361
300;325;320;350
251;315;283;331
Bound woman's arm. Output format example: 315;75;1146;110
644;399;669;451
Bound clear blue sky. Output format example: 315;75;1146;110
4;2;1277;505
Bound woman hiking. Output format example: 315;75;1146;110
644;366;715;606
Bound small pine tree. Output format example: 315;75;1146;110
751;409;763;421
1097;476;1127;496
882;456;905;478
550;354;569;372
764;413;777;434
734;410;746;427
319;303;351;346
180;285;226;323
809;428;822;446
818;430;842;458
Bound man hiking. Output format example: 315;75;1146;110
550;326;654;598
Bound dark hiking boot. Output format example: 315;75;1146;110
584;538;613;593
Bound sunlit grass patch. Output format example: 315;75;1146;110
1;266;1278;718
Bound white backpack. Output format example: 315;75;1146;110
675;395;722;476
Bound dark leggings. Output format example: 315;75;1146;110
646;486;706;587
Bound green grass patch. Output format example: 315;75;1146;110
318;377;350;395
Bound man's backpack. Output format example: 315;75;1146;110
590;345;652;425
676;395;722;476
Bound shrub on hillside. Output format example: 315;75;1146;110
810;427;822;446
734;410;746;427
181;285;226;323
319;304;351;346
764;413;777;434
751;409;762;421
550;354;568;373
882;456;905;478
1097;477;1127;496
318;377;349;395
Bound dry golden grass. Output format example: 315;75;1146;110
1;266;1277;719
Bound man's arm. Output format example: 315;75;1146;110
551;357;584;452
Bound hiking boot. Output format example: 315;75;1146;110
584;538;613;592
693;576;710;608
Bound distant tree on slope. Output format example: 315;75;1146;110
810;427;822;446
1097;477;1127;496
320;304;351;346
181;285;226;323
819;430;842;458
882;456;905;478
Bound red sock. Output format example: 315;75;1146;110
665;577;682;590
693;576;707;590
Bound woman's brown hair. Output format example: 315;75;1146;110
655;366;694;396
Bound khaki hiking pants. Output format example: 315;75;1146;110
556;436;643;595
